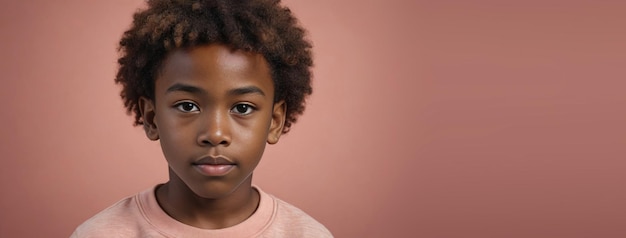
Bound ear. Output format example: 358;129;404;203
138;97;159;141
267;100;286;144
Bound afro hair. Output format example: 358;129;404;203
115;0;313;133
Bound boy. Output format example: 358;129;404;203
71;0;332;237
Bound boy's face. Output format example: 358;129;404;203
139;44;285;199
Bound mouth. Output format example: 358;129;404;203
192;156;236;177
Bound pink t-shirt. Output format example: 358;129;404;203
71;186;332;237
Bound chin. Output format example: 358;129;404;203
187;180;246;199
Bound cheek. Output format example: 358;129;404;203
241;115;271;138
234;118;270;150
156;115;192;155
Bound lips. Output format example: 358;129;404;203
192;156;236;176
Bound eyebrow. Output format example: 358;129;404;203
228;86;266;97
166;83;265;97
166;83;206;94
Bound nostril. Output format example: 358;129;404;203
200;139;229;146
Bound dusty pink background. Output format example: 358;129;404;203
1;0;625;237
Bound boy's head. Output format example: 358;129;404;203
116;0;312;134
114;0;312;198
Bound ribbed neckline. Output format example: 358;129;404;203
136;185;276;237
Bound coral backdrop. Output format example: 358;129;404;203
1;0;624;237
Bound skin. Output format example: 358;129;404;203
138;44;286;229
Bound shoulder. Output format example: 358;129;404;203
70;190;157;238
266;194;334;237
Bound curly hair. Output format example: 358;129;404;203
115;0;313;133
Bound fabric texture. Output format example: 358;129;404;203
71;186;332;238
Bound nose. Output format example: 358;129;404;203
197;110;231;146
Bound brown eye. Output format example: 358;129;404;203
231;104;255;115
175;102;199;112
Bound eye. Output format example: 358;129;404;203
174;102;200;113
231;103;255;115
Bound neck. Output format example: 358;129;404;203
155;168;260;229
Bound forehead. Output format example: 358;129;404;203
164;44;268;73
156;44;273;95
